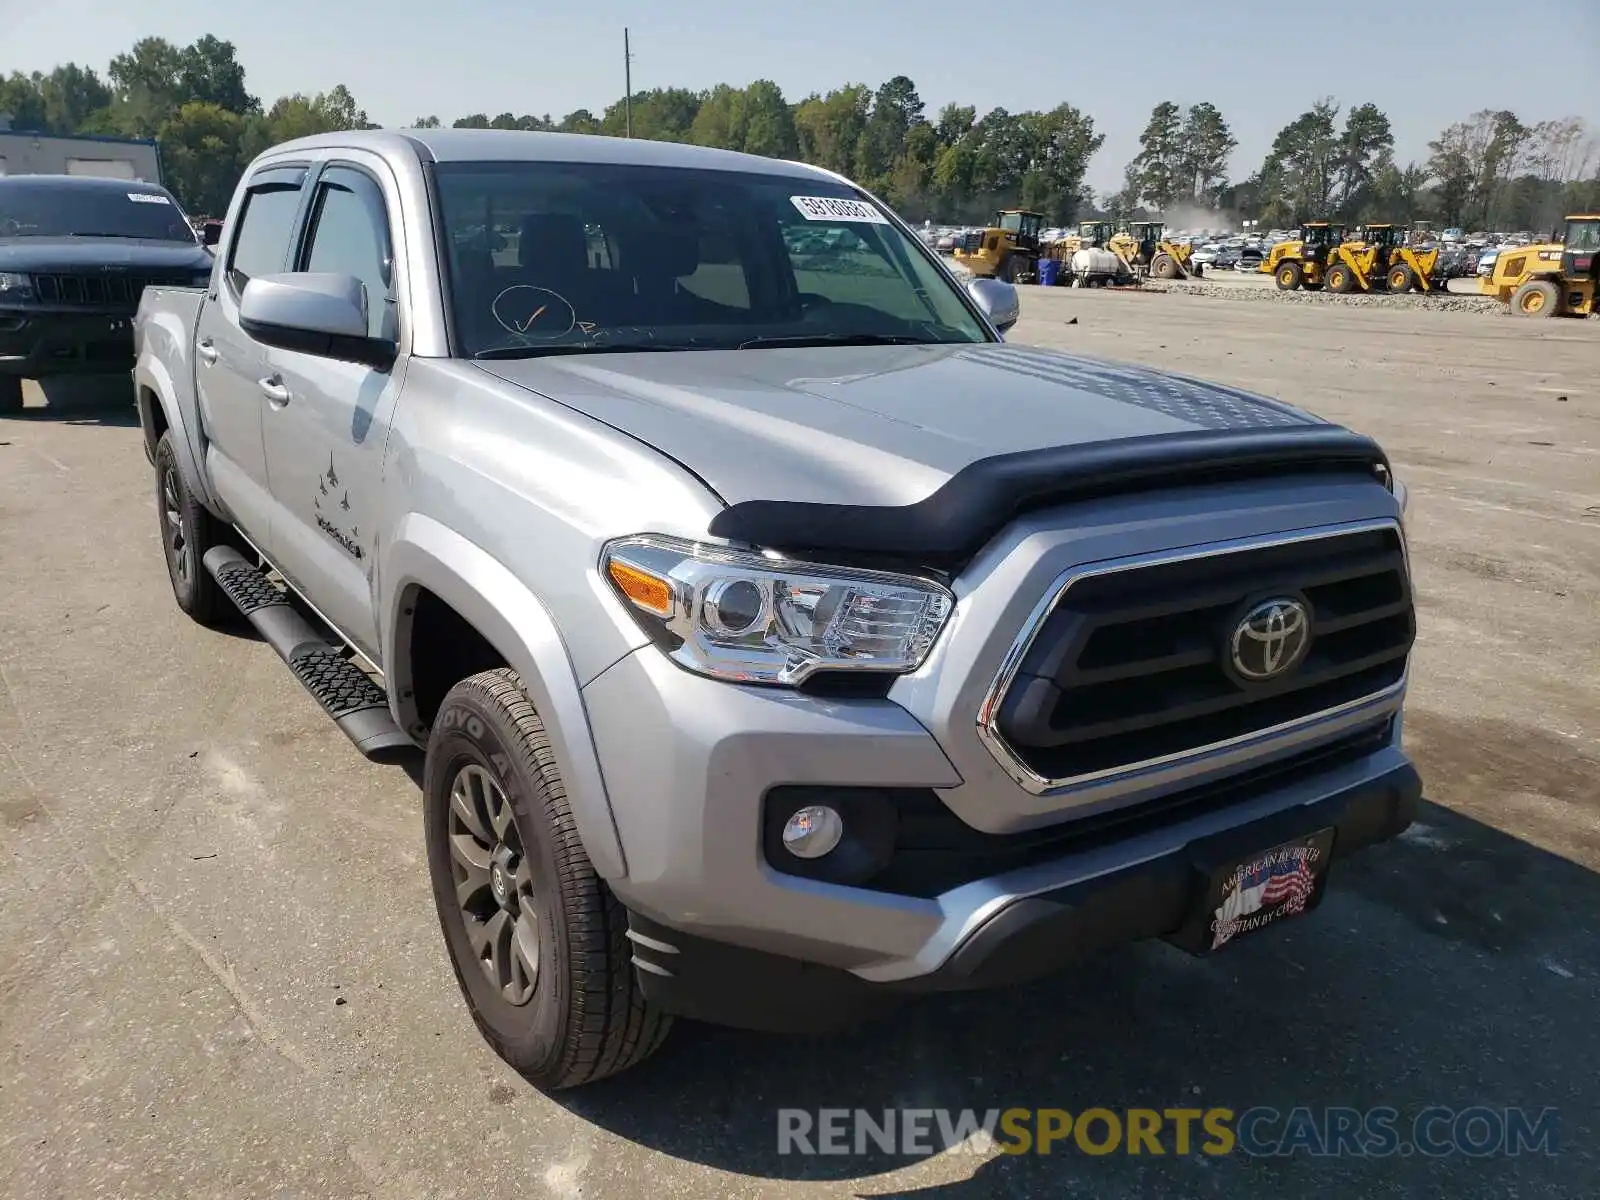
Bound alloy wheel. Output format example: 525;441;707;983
448;764;540;1004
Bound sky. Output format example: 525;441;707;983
3;0;1597;195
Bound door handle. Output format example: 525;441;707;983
258;375;291;406
196;339;219;365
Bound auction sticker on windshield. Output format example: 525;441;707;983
128;193;171;204
791;196;889;224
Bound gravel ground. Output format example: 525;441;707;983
1145;276;1505;314
1;292;1597;1199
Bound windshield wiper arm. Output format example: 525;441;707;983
737;333;940;349
473;342;696;360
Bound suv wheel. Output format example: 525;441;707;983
423;668;671;1089
154;431;226;624
0;376;22;414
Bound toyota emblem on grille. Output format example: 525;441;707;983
1229;597;1311;682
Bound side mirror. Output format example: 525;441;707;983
967;276;1020;334
201;222;222;247
239;272;396;370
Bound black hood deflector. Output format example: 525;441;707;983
706;425;1390;572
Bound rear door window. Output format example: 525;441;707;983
226;167;307;293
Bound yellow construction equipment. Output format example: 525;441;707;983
1356;224;1444;293
1479;214;1598;318
1124;220;1203;279
953;209;1045;283
1262;222;1346;290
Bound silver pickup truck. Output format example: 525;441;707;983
134;129;1420;1090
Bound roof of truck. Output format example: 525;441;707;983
264;128;830;182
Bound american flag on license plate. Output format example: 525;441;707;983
1259;856;1317;911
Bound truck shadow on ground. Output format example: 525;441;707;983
3;377;140;426
549;711;1598;1196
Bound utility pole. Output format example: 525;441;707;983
624;28;633;139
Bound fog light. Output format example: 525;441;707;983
782;805;844;859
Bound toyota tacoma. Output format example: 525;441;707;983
133;130;1420;1089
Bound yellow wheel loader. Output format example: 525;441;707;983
1125;220;1203;279
1479;214;1598;318
1358;224;1444;293
953;209;1045;283
1262;222;1346;290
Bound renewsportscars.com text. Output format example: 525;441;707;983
776;1106;1559;1158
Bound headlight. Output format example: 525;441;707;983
0;271;32;298
601;534;954;686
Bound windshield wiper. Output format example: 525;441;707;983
473;342;697;360
737;333;941;349
62;232;157;239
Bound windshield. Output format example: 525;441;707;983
434;161;990;357
997;211;1022;233
1565;220;1600;253
0;182;195;241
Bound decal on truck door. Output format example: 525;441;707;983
313;453;363;561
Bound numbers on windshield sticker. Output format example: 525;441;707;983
790;196;889;225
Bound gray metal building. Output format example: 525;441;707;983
0;122;162;186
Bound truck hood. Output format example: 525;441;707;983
0;237;212;273
476;342;1321;508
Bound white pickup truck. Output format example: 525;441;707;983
134;129;1420;1089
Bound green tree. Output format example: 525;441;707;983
793;85;870;176
159;101;247;213
558;109;601;134
1178;102;1236;206
1255;98;1341;224
600;87;701;140
1332;102;1393;217
1125;100;1184;209
39;64;113;133
411;115;442;128
855;75;924;188
177;35;257;115
740;80;798;159
106;36;187;134
0;73;49;130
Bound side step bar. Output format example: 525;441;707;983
202;546;414;763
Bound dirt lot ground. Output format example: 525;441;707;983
2;290;1597;1199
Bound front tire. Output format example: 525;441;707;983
1387;263;1416;292
1151;252;1178;280
1275;261;1303;290
0;375;22;414
1511;279;1560;318
423;668;671;1090
154;431;226;625
1326;263;1356;294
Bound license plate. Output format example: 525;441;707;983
1206;829;1334;950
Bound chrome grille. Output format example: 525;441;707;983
986;524;1412;788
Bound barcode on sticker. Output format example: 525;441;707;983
128;192;171;205
790;196;889;224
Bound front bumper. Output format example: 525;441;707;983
583;642;1419;1029
621;745;1420;1032
0;307;138;377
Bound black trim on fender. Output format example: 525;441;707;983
707;425;1392;571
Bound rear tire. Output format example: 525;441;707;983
1511;279;1560;318
423;668;671;1090
0;375;22;414
1326;263;1356;294
1151;253;1178;280
1275;261;1303;291
154;431;227;625
1387;264;1416;292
